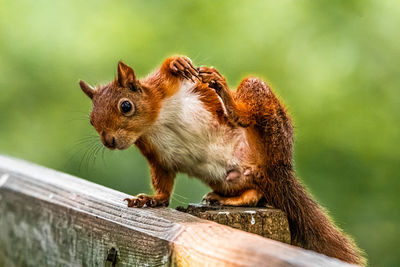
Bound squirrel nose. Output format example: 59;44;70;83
102;132;116;149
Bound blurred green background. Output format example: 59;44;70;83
1;0;399;265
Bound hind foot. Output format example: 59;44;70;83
202;189;263;206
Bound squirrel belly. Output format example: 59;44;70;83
142;79;252;192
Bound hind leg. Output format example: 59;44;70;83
199;67;290;132
199;67;293;166
198;67;280;128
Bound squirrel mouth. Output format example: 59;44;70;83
104;144;129;150
103;143;116;150
103;141;129;150
116;143;130;150
101;136;131;150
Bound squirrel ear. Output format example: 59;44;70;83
79;80;95;99
117;61;136;88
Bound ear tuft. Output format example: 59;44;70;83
79;80;95;99
118;61;136;88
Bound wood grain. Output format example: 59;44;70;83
177;204;291;244
0;155;356;266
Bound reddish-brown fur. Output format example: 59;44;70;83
79;56;366;265
201;69;366;265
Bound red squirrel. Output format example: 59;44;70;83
79;56;365;265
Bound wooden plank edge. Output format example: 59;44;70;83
0;155;356;266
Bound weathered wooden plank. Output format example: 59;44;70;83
0;155;356;266
0;190;171;266
177;204;291;244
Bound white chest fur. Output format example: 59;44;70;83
145;81;246;183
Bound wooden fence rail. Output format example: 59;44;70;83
0;155;355;266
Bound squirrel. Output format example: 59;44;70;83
79;56;365;265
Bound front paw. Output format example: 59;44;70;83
202;192;223;206
169;56;199;82
124;194;169;208
198;66;227;93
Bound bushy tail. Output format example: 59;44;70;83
233;76;365;264
259;167;366;266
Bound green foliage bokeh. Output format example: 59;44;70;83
0;1;399;265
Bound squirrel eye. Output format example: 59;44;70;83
121;101;132;112
118;98;135;116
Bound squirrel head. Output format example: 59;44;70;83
79;61;158;150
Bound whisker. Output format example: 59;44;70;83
172;192;189;200
92;143;103;165
101;146;107;166
80;144;93;172
171;194;189;205
76;138;102;172
65;110;92;124
65;136;98;170
74;138;98;146
86;141;101;169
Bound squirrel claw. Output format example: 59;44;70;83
170;56;199;82
198;66;226;93
202;192;223;206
